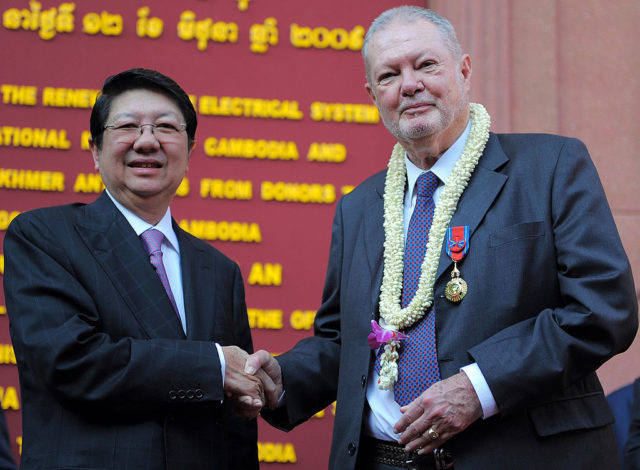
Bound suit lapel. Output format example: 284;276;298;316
364;174;387;314
365;134;509;307
435;133;509;282
176;226;213;340
75;192;186;339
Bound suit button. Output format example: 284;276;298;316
169;391;177;400
195;389;204;399
186;389;195;399
361;375;367;388
347;442;356;456
177;389;186;399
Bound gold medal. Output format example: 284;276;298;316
445;262;467;302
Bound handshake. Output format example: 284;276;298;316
221;346;283;418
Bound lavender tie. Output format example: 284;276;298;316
140;229;179;315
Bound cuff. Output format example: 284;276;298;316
460;363;498;418
215;342;226;386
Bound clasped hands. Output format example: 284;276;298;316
221;346;283;419
223;347;482;454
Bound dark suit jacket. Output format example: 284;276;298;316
624;379;640;469
0;408;16;470
264;134;638;470
607;380;635;462
3;192;258;470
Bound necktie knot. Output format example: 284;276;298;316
416;171;439;199
140;229;164;257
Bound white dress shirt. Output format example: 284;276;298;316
364;121;497;441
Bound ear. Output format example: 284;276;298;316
185;140;196;171
459;54;472;92
365;82;377;106
89;138;100;171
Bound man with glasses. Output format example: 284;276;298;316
3;68;268;470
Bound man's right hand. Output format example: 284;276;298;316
245;350;283;409
221;345;266;418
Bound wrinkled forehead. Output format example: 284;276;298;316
365;19;449;72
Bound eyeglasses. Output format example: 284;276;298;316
104;122;187;142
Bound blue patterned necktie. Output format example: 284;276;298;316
376;171;442;407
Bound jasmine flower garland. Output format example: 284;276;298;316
377;103;491;390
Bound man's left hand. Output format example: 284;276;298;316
394;372;483;454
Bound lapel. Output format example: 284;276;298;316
434;133;509;282
364;173;386;314
365;133;509;310
75;192;186;339
175;224;214;341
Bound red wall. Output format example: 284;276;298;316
0;0;423;467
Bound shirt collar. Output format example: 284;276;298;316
105;190;180;253
405;119;472;199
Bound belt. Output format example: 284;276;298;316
360;436;454;470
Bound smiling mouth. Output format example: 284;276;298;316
129;161;162;168
402;103;434;115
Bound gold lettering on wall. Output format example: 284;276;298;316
177;11;238;50
249;17;277;53
178;220;262;243
258;442;297;463
82;11;123;36
310;102;379;123
0;169;65;192
73;173;104;194
198;96;303;120
204;137;298;160
289;310;316;330
307;142;346;162
261;181;335;204
42;87;100;108
0;345;16;365
0;210;21;230
0;127;71;149
247;309;283;329
136;7;163;38
0;386;19;410
200;179;253;200
0;85;38;106
248;263;282;286
290;23;364;51
2;2;75;40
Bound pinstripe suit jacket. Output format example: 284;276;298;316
3;192;258;470
264;133;638;470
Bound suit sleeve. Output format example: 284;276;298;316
226;264;259;470
3;212;225;413
468;137;637;413
261;198;344;430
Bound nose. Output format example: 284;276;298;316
400;69;424;96
132;124;161;152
